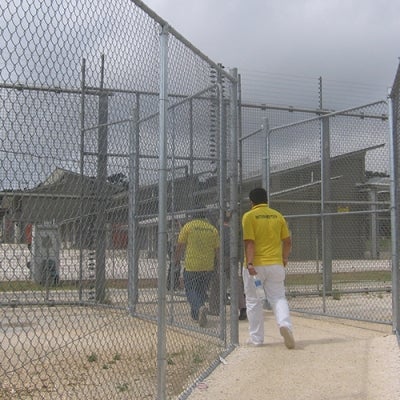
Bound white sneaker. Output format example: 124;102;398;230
198;306;208;327
280;326;295;349
245;338;263;347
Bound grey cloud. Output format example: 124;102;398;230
144;0;400;88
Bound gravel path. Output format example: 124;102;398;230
188;312;400;400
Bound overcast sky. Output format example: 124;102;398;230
144;0;399;92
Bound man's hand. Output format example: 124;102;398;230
247;263;257;276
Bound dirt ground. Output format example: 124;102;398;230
188;312;400;400
1;301;399;399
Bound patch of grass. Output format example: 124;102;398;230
103;353;122;368
167;357;175;365
1;270;390;297
116;383;129;393
286;270;391;286
166;349;185;366
87;353;98;363
0;280;78;292
192;353;202;364
170;349;185;357
0;278;156;292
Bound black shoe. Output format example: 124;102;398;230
238;308;247;320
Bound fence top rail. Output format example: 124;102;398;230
269;100;388;134
239;100;388;142
241;102;388;120
0;81;214;100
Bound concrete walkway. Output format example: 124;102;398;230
188;311;400;400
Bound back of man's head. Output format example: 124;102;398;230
249;188;268;205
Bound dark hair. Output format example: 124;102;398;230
249;188;268;204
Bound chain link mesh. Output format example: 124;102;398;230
1;0;398;398
0;1;236;398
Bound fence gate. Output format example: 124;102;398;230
240;101;392;324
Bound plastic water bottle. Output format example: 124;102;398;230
253;276;265;300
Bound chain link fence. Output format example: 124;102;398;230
1;1;399;399
0;1;239;399
240;100;393;324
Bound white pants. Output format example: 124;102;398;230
243;264;292;345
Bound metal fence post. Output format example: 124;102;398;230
79;58;86;302
389;91;400;336
321;115;333;301
128;106;139;314
262;117;270;201
96;54;108;303
218;68;227;341
229;68;239;345
157;23;169;400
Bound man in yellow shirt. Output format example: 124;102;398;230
175;208;219;327
242;187;295;348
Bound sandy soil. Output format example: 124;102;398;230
1;304;399;399
188;312;400;400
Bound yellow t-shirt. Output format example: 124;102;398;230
178;219;219;271
242;203;290;266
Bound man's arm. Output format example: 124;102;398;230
244;239;256;275
175;242;186;263
174;242;186;288
282;236;292;267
